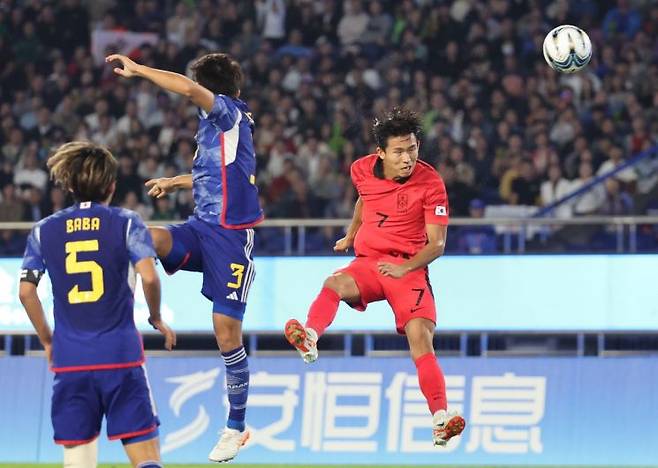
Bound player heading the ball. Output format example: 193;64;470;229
285;107;465;447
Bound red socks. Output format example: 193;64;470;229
305;287;341;337
415;352;447;414
305;290;447;414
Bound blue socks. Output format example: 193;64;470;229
222;346;249;432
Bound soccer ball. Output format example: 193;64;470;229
542;25;592;73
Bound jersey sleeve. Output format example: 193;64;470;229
21;224;45;272
125;212;156;265
200;94;239;132
423;175;450;225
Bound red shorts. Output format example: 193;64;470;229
336;256;436;334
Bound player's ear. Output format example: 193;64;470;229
376;146;386;160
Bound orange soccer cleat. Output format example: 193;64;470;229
284;319;318;363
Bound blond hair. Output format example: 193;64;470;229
47;141;118;202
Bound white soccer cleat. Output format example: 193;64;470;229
432;409;466;447
208;428;250;463
284;319;318;363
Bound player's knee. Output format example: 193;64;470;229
323;274;355;299
63;438;98;468
406;319;435;360
149;227;172;257
322;275;340;293
213;315;243;351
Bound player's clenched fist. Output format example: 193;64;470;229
105;54;141;78
145;177;176;198
333;236;354;252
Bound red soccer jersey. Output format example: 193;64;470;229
351;154;449;258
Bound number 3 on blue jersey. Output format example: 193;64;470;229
227;263;245;289
65;240;104;304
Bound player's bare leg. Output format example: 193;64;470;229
405;318;465;446
123;437;162;467
209;313;250;463
285;272;361;363
148;227;173;258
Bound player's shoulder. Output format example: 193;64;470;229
216;94;241;113
414;160;445;184
113;206;144;224
200;94;239;118
350;154;378;176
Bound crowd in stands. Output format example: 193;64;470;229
1;0;657;254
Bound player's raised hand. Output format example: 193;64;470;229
105;54;141;78
377;261;409;279
145;177;176;198
333;236;354;253
151;318;177;351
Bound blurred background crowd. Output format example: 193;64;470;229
1;0;658;254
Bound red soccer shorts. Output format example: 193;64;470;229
336;255;437;334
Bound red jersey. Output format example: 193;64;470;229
351;154;449;258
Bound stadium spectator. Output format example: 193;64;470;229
0;184;24;222
602;0;642;39
122;190;153;221
598;177;634;216
572;161;605;216
257;0;287;46
22;187;45;222
0;0;657;254
43;186;67;217
540;163;574;218
337;0;369;47
14;149;48;192
510;159;541;206
115;156;144;204
597;144;638;185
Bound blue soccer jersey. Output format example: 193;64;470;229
194;94;264;228
21;202;156;372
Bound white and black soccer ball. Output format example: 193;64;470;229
543;25;592;73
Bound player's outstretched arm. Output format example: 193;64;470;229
134;257;176;350
334;197;363;252
18;282;53;363
378;224;447;278
106;54;214;113
145;174;192;198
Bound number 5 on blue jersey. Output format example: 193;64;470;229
65;240;104;304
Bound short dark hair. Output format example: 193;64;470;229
47;141;118;202
372;107;422;149
191;53;243;97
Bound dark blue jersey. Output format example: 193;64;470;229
21;202;155;372
193;94;264;228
